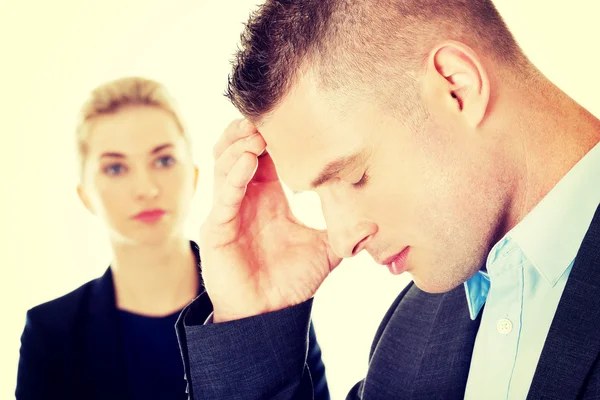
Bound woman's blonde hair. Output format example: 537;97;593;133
75;76;191;179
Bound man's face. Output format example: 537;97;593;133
258;71;511;293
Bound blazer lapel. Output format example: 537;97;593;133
527;203;600;400
411;285;483;399
75;241;201;399
80;268;129;400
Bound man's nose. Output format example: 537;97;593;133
322;198;377;258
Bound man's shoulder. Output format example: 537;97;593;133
389;280;466;314
371;281;467;350
380;281;446;321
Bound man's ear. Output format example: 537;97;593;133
422;40;490;128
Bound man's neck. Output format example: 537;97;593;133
110;236;199;317
501;75;600;234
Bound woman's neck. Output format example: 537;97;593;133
110;236;200;317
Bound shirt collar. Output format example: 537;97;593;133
465;141;600;320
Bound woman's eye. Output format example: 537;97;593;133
104;164;125;176
155;155;175;168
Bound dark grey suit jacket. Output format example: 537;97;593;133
176;203;600;399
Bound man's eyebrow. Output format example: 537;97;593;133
310;152;363;189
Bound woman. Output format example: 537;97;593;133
15;77;329;400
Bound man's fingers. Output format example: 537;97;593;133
316;229;344;273
212;119;257;160
209;152;258;229
214;133;266;185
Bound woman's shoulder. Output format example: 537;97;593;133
26;269;113;335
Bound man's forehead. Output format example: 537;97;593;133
259;124;337;188
261;123;364;192
256;71;371;190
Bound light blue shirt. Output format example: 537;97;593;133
463;141;600;400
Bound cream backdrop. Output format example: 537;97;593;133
1;1;599;398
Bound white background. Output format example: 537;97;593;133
1;1;599;398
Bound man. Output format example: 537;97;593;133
175;0;600;398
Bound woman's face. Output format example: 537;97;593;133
78;105;198;245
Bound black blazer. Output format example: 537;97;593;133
15;242;329;400
175;204;600;399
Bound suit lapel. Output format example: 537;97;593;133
528;203;600;400
76;241;201;399
80;268;129;400
362;282;481;399
411;285;483;399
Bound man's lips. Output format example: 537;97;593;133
378;247;410;275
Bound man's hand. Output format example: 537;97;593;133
199;119;342;323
